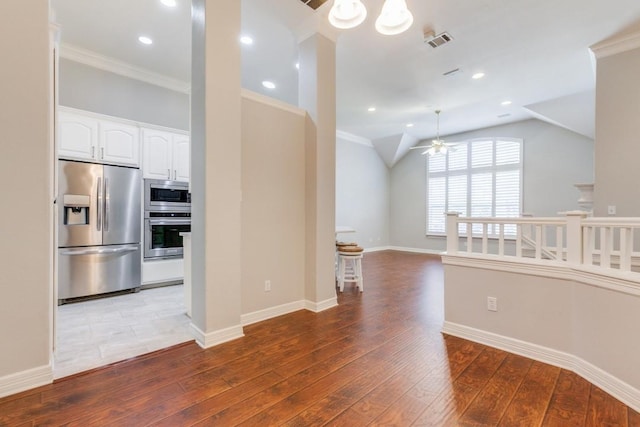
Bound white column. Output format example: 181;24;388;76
190;0;243;347
298;24;339;309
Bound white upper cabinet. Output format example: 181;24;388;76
57;111;99;160
142;128;190;182
99;120;140;166
172;134;190;183
58;109;140;167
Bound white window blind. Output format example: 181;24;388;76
426;138;523;236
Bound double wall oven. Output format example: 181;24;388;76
144;179;191;259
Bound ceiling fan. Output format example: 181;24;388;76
410;110;456;156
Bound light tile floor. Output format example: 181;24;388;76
54;285;192;379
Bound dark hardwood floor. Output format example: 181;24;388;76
1;251;638;426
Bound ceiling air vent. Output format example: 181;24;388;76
298;0;329;10
424;31;453;48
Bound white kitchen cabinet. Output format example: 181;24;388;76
142;128;190;182
98;119;140;166
58;110;140;167
57;111;99;161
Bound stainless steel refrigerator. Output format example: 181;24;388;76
57;160;141;301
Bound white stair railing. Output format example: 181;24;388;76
445;211;640;274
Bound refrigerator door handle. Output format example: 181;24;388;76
60;246;138;256
96;177;102;231
104;177;109;232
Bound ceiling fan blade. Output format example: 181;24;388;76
409;145;431;150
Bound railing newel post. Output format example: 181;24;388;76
565;211;588;265
446;212;460;254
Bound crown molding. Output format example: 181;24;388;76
59;43;190;94
336;130;373;147
590;31;640;59
241;89;306;116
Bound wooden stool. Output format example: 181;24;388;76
335;241;358;275
337;246;364;292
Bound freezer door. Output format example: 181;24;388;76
58;160;103;247
57;244;141;300
103;165;141;245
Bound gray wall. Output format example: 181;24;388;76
336;137;390;249
390;119;594;251
594;47;640;217
58;58;190;130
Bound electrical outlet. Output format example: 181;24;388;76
264;280;271;292
608;205;616;215
487;296;498;312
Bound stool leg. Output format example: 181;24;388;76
357;257;363;292
338;256;346;292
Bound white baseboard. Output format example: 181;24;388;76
241;300;306;326
190;323;244;349
386;246;444;255
363;246;392;253
304;296;338;312
442;321;640;412
0;364;52;399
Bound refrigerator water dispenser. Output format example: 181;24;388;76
63;194;90;225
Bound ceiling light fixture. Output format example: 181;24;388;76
406;123;414;127
240;36;253;45
501;100;512;106
409;110;457;156
160;0;177;7
138;36;153;45
262;81;276;89
328;0;367;29
328;0;413;35
368;107;376;112
471;72;485;80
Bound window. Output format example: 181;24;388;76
426;138;522;235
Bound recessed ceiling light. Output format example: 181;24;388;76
262;81;276;89
138;36;153;45
160;0;177;7
406;123;414;128
295;62;300;70
472;72;485;80
501;100;512;106
368;107;376;112
240;36;253;45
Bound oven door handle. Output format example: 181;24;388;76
60;247;138;256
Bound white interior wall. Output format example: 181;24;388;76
389;119;594;252
335;137;390;249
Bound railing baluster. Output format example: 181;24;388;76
482;223;488;255
535;225;542;259
620;227;632;271
556;226;563;261
516;224;522;258
467;223;473;253
498;223;505;256
583;226;594;266
600;227;612;268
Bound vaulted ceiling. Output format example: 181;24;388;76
52;0;640;166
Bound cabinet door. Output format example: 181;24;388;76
172;134;190;182
58;111;98;161
99;120;140;167
142;128;173;180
